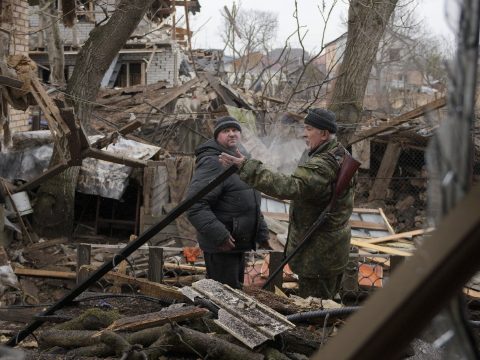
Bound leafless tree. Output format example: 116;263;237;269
220;3;278;88
33;0;156;237
328;0;399;144
369;1;451;113
39;0;66;86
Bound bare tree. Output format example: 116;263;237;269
281;0;340;110
39;0;66;86
369;2;451;113
221;3;278;88
33;0;156;237
328;0;399;144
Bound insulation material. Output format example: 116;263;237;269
77;136;160;200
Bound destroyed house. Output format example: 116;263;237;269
316;30;439;111
28;0;199;88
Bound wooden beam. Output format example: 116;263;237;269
83;148;148;168
104;306;208;332
127;77;199;116
23;238;67;253
368;142;402;202
173;1;199;6
82;266;185;302
29;77;72;162
15;163;69;192
348;96;447;146
0;75;24;89
14;267;76;280
378;207;395;234
359;228;434;244
353;208;381;214
350;239;413;257
203;73;238;106
262;212;289;221
349;220;388;231
90;120;143;149
263;213;390;231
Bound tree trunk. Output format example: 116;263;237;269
328;0;398;144
33;0;156;238
40;0;66;86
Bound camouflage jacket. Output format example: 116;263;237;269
239;138;354;277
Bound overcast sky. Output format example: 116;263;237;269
183;0;458;53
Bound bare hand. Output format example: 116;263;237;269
218;235;236;252
218;150;246;168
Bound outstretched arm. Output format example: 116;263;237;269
219;151;333;202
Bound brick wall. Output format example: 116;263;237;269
1;0;30;143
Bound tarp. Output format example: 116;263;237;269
0;144;53;182
0;135;160;200
77;136;160;200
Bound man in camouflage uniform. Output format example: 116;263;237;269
219;108;355;299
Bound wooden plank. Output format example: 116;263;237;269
104;306;208;332
83;148;147;168
349;220;388;231
0;75;24;89
351;239;413;257
378;208;395;234
173;1;199;6
83;266;185;302
353;208;381;214
111;235;136;293
76;244;91;283
24;238;67;253
203;73;237;106
1;181;33;244
262;212;289;221
14;267;76;280
90;120;143;149
348;96;447;145
368;142;402;202
30;78;71;161
0;308;38;323
148;247;163;283
358;250;391;268
127;77;199;116
358;228;434;244
263;212;389;230
15;163;69;192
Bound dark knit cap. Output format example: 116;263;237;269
213;116;242;139
304;108;337;133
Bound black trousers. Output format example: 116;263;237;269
203;252;245;289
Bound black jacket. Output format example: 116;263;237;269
187;139;269;253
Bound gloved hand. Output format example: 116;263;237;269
218;235;236;252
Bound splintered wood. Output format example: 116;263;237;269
105;305;208;332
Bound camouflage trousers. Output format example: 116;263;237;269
298;273;343;299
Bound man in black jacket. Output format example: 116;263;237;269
186;116;270;289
